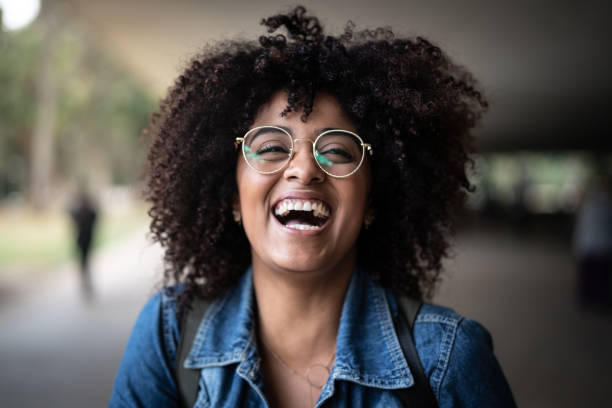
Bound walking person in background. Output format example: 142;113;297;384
69;190;98;299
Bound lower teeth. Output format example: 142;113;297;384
286;224;320;231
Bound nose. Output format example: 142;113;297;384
283;138;325;184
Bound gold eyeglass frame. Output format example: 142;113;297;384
234;125;374;178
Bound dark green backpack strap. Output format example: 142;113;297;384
175;297;210;408
395;294;439;407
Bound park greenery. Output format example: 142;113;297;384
0;10;155;205
0;9;156;269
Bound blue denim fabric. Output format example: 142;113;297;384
109;268;516;407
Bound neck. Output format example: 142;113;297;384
252;254;355;372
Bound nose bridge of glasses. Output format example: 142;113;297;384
292;137;314;146
290;137;315;158
287;137;323;174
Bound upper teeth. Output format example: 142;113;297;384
274;199;330;218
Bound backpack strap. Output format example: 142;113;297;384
395;294;439;407
175;297;210;408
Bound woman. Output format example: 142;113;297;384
110;6;516;407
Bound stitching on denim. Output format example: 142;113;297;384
333;371;411;389
375;286;412;382
415;313;459;325
161;293;178;364
193;375;210;408
236;330;257;376
236;335;269;408
236;372;269;407
432;315;463;399
194;325;252;367
186;295;228;365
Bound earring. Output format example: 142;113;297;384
232;209;242;225
364;212;375;230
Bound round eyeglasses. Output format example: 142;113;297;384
234;126;373;178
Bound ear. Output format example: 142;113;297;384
231;191;243;225
363;198;376;229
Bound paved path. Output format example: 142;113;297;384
0;227;610;407
435;228;612;408
0;230;163;408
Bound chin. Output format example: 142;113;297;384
270;252;332;274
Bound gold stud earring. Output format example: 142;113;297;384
232;209;242;225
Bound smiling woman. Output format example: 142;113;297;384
109;6;516;408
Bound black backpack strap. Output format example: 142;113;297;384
175;297;210;408
395;294;439;407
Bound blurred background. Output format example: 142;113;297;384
0;0;610;407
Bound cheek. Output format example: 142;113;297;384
338;183;370;232
236;163;275;224
236;162;256;220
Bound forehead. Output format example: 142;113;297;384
252;91;356;132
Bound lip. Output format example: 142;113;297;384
270;190;334;235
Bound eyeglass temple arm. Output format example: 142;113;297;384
234;137;244;150
363;143;373;156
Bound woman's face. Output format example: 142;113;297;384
235;91;372;275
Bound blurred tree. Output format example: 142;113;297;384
30;4;60;209
0;11;42;199
0;3;155;207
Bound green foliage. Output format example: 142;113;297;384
0;16;156;199
0;25;42;196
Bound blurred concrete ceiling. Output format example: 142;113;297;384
56;0;612;151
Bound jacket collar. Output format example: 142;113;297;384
184;267;414;390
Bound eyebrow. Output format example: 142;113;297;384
273;126;339;135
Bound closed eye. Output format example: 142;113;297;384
258;145;290;154
319;148;353;160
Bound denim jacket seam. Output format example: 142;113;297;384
236;331;258;377
193;296;226;352
415;314;459;325
333;372;411;388
161;292;178;366
185;295;239;367
194;375;211;408
374;285;411;380
236;333;269;407
431;315;463;399
192;333;249;367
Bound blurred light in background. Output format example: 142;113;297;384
0;0;40;31
468;152;610;216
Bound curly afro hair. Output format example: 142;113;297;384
145;6;486;308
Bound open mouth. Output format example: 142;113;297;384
273;199;331;231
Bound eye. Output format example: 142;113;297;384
257;143;290;155
315;131;362;164
319;147;353;160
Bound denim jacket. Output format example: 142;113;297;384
109;268;516;407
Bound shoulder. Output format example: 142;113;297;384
413;303;494;381
131;288;182;351
109;288;183;407
414;303;492;351
412;303;516;407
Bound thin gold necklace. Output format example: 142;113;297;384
260;338;336;389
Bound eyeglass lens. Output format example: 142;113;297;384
243;127;364;176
